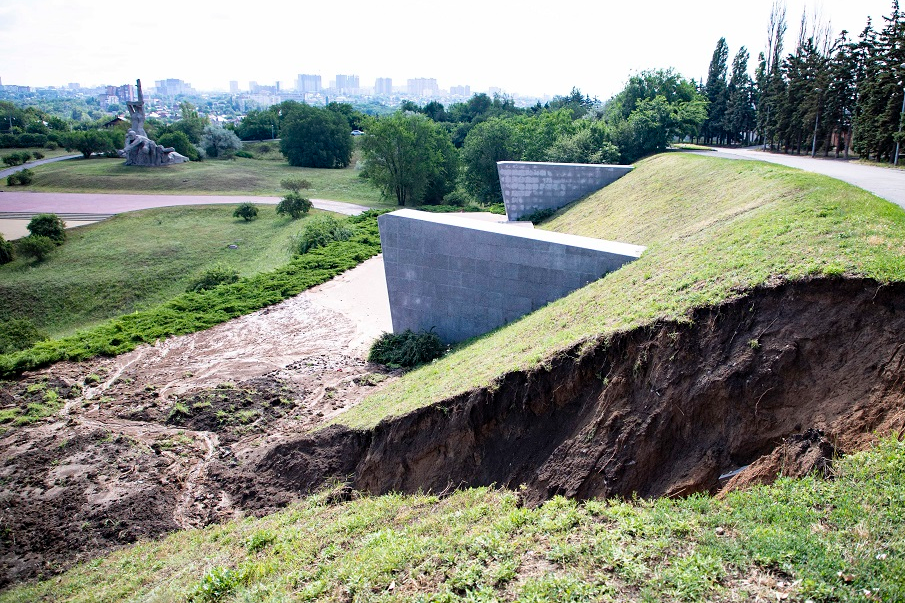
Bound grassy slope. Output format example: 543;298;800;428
340;153;905;429
0;156;386;205
4;438;903;602
0;205;319;338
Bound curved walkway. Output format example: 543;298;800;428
685;147;905;210
0;154;81;180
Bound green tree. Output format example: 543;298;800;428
280;105;353;168
360;112;458;206
235;108;278;141
233;203;258;221
724;47;757;145
172;102;209;144
276;193;313;219
157;131;200;161
18;235;55;261
27;213;66;244
460;117;521;203
61;129;118;159
7;168;34;185
702;38;730;144
199;125;242;159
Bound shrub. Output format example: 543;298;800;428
45;141;58;150
294;215;353;254
0;233;14;264
18;134;47;148
519;207;557;224
187;264;240;292
233;150;254;159
368;329;446;368
233;203;258;222
0;318;48;354
157;131;200;161
8;168;35;186
2;153;25;167
280;177;312;193
276;192;312;219
27;213;66;244
32;151;44;160
17;235;56;261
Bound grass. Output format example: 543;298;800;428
0;211;384;378
4;437;903;602
0;205;324;339
1;147;76;162
338;152;905;429
0;156;387;205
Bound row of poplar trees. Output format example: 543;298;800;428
698;0;905;162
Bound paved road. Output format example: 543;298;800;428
685;148;905;210
0;191;370;217
0;154;81;179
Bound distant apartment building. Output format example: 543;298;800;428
67;82;80;90
229;81;239;94
374;77;393;96
335;74;359;94
407;78;439;98
297;74;322;93
154;78;194;97
449;85;471;97
106;84;135;103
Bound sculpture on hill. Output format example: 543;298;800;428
118;79;188;166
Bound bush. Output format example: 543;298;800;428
518;207;557;224
27;213;66;244
2;153;26;167
32;151;44;160
18;133;47;148
276;192;312;219
0;233;14;264
186;264;240;292
0;318;48;354
7;168;35;186
368;329;446;367
17;235;56;261
233;203;258;222
233;150;254;159
280;177;311;193
157;131;200;161
294;215;353;254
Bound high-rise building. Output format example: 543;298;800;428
154;78;194;96
375;77;393;96
296;74;322;93
106;84;135;103
335;74;359;94
450;85;471;97
407;78;439;98
229;81;239;94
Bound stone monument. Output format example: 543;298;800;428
118;79;189;166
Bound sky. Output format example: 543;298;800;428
0;0;896;100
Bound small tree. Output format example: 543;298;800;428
0;233;14;265
158;131;200;161
233;203;258;221
279;177;312;193
276;192;313;219
27;213;66;244
18;235;56;261
199;125;242;159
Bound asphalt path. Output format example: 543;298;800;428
0;154;81;179
684;147;905;210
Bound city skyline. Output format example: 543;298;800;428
0;0;897;101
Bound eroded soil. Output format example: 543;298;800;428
2;276;904;588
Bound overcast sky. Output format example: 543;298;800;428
0;0;896;100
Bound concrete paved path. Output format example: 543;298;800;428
685;148;905;210
0;154;81;179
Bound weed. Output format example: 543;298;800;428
748;338;761;350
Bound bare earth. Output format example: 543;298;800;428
0;255;394;585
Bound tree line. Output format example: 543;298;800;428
702;0;904;162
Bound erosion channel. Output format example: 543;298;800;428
2;276;904;586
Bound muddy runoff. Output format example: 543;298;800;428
2;276;904;586
247;277;905;508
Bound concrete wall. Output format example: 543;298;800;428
379;209;645;344
498;161;634;221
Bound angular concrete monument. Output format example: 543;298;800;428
498;161;633;221
118;79;189;166
379;209;645;344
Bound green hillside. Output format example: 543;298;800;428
339;153;905;429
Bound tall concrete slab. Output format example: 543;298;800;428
378;209;645;344
498;161;634;221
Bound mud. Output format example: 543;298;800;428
247;278;905;508
2;277;904;587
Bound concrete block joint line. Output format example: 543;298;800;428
379;209;644;344
497;161;634;221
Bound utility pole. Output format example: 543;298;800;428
811;88;822;158
895;78;905;166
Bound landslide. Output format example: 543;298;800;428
231;276;905;508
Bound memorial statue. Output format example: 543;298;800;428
118;79;189;166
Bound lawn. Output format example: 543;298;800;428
0;155;388;205
0;205;327;339
4;437;902;602
339;152;905;429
